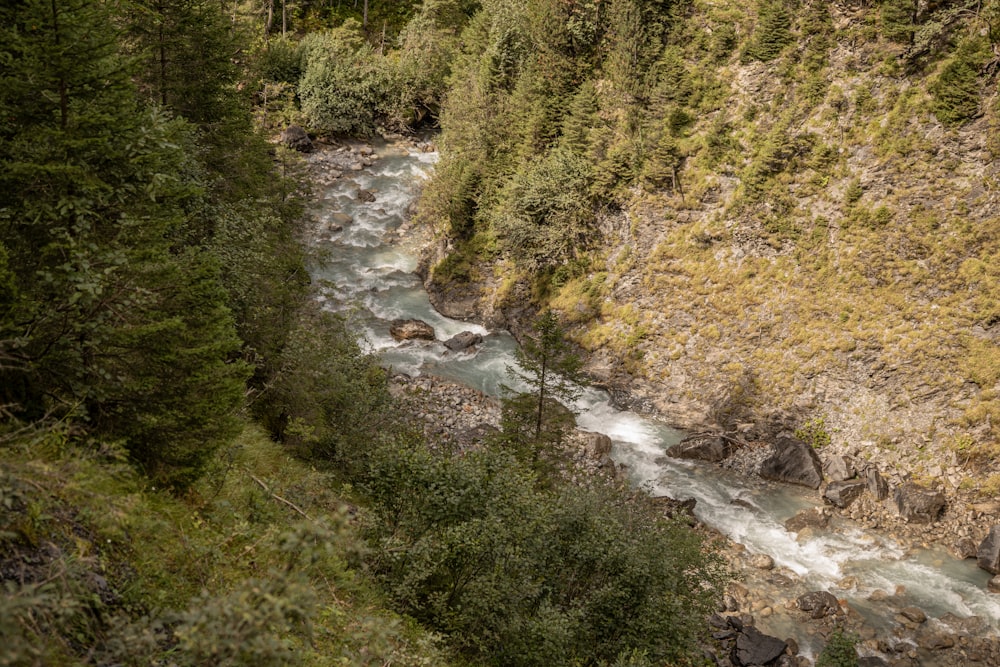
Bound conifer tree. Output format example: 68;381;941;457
0;0;247;487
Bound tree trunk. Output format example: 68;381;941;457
363;0;368;29
50;0;68;129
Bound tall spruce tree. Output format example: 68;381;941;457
0;0;247;487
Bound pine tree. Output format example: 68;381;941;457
502;311;584;468
0;0;248;487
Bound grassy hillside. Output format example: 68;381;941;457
417;0;1000;493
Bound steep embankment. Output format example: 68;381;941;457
419;0;1000;498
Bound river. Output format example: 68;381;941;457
306;139;1000;661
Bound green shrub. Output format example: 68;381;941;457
931;37;987;127
745;0;794;62
816;627;860;667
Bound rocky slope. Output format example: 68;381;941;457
420;0;1000;522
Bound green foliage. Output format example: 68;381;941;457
259;304;393;474
745;0;794;62
931;37;987;126
500;311;585;472
491;147;595;270
363;440;729;667
816;627;860;667
298;22;387;135
795;416;832;449
880;0;916;43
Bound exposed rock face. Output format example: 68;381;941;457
796;591;840;619
667;433;733;463
759;437;823;489
893;483;946;523
731;626;787;666
866;466;889;501
443;331;483;351
280;125;313;152
823;480;867;508
824;454;856;481
389;319;435;341
977;525;1000;574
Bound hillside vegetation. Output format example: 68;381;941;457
414;0;1000;494
1;2;728;664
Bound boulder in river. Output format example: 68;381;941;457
667;433;733;463
731;626;787;667
356;188;376;202
443;331;483;351
389;319;435;341
784;508;829;532
977;525;1000;574
823;479;868;508
796;590;840;619
583;432;613;459
280;125;313;152
759;436;823;489
893;482;945;523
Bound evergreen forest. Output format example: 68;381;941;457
6;0;1000;664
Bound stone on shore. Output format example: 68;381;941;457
894;483;946;524
280;125;313;152
977;525;1000;574
731;626;787;667
824;480;868;508
667;433;734;463
759;436;824;489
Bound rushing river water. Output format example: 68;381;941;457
308;140;1000;657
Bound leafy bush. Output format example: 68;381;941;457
816;627;860;667
491;147;595;271
363;441;729;667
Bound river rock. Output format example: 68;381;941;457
866;466;889;500
796;591;840;619
389;319;435;341
749;553;775;570
443;331;483;351
899;606;927;623
824;454;856;481
785;508;829;532
977;525;1000;574
858;658;889;667
583;432;613;459
916;626;954;650
893;483;946;523
356;188;376;202
667;433;733;463
731;626;787;667
280;125;313;152
759;436;823;489
824;479;868;508
989;575;1000;593
952;536;979;560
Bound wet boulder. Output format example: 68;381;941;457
759;436;824;489
785;508;829;532
443;331;483;351
823;479;868;508
667;433;733;463
583;432;613;459
731;626;787;666
977;525;1000;574
796;590;840;619
389;319;435;341
280;125;313;152
894;483;946;523
356;188;376;202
